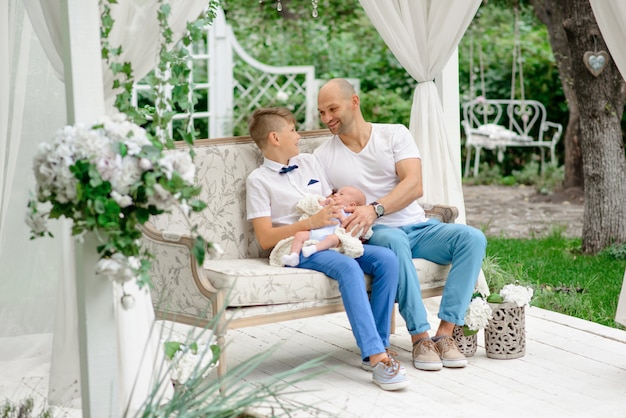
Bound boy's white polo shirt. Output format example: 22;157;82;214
246;153;333;227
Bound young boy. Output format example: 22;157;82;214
245;107;409;391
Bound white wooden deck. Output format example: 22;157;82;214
206;297;626;418
3;297;626;417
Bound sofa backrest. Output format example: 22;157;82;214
150;130;332;260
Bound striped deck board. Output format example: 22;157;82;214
211;298;626;418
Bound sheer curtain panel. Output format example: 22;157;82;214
358;0;481;220
2;0;212;414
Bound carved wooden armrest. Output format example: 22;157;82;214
423;203;459;224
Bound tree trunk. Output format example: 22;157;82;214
531;0;584;189
561;0;626;253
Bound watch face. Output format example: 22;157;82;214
374;203;384;216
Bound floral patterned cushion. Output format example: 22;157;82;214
205;258;450;307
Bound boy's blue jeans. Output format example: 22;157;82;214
297;244;399;360
369;219;487;335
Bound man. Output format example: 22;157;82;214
245;107;409;390
315;79;487;371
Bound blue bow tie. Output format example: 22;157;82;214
279;165;298;174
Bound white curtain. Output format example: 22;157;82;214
589;0;626;326
358;0;481;220
1;0;210;414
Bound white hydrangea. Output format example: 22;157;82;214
110;155;142;195
159;152;196;185
464;297;493;331
111;191;133;208
95;252;138;283
28;111;204;289
25;208;49;236
168;343;217;384
500;284;534;307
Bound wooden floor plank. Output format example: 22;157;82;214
195;302;626;418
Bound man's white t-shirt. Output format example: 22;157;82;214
313;123;428;228
246;153;333;226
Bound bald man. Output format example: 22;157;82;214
315;78;487;371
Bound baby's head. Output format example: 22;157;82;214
333;186;366;207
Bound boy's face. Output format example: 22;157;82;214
274;120;300;158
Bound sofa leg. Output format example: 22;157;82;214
390;304;397;334
217;334;227;392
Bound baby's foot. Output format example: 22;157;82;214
301;245;318;258
281;252;300;267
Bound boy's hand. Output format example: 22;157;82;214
309;203;339;229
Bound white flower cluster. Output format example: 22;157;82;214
500;284;534;307
168;343;217;384
464;297;493;331
95;252;142;284
27;112;201;287
31;113;194;211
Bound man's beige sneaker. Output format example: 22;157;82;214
412;338;443;371
435;335;468;368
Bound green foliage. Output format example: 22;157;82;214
221;0;416;127
140;314;332;418
481;255;519;294
360;88;412;127
0;398;51;418
486;231;626;328
600;243;626;260
102;0;219;145
463;159;564;194
462;163;504;186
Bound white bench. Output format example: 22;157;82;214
141;130;459;377
462;98;563;177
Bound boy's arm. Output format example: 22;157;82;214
252;205;338;250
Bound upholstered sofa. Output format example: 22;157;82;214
141;130;459;376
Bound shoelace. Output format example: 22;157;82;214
437;336;456;353
378;357;400;377
413;338;440;356
385;348;399;358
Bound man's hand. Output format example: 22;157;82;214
342;205;376;237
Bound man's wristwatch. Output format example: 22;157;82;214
371;201;385;218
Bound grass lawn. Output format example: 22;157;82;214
484;230;626;330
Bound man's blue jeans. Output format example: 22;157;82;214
297;244;399;360
369;219;487;335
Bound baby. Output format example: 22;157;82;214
281;186;367;267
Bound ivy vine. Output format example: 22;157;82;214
99;0;219;148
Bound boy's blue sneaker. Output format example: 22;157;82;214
372;357;410;391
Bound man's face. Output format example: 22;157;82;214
318;90;352;135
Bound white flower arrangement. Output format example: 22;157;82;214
462;283;534;336
26;112;208;288
499;283;534;307
163;339;219;385
464;296;493;334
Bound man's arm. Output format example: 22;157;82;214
377;157;422;215
341;157;423;233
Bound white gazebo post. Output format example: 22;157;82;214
59;1;119;417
